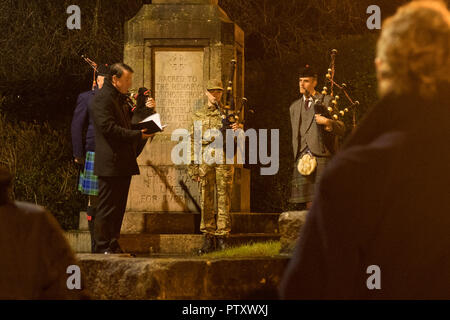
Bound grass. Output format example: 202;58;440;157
202;241;281;259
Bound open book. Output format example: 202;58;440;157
131;113;167;134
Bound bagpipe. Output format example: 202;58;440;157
218;59;254;131
315;49;360;130
215;60;256;133
129;87;156;125
81;54;156;123
81;54;101;90
221;59;239;131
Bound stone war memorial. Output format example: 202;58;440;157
118;0;266;251
123;0;249;215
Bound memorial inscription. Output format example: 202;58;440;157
154;50;204;132
127;166;201;212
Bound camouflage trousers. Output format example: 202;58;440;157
198;163;234;237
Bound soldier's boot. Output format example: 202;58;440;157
216;236;229;251
198;234;216;255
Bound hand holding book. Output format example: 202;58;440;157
132;112;167;134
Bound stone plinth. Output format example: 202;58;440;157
123;0;249;214
125;165;249;212
120;211;280;234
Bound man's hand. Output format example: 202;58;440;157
74;157;85;167
145;98;156;110
231;123;243;131
141;129;155;140
315;114;333;132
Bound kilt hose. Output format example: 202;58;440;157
77;151;98;252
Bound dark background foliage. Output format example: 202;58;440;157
1;0;432;228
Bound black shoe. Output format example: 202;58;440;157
216;237;229;251
109;242;124;254
102;246;123;255
114;245;124;254
198;234;216;255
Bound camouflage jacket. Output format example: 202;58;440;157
188;103;225;178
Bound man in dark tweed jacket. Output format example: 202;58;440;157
289;65;345;209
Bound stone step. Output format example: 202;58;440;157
79;211;88;231
65;231;280;254
119;233;281;254
78;211;280;234
65;230;92;253
77;254;289;299
121;211;280;234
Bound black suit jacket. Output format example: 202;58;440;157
280;90;450;299
89;80;144;177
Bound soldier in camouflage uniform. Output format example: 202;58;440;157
188;79;240;253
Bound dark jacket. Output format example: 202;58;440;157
0;200;89;299
280;90;450;299
89;80;144;177
71;89;97;158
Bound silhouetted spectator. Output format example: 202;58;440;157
0;167;89;299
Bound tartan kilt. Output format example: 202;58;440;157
78;151;99;196
289;155;329;204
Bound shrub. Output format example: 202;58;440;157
0;113;84;230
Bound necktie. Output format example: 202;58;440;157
304;98;311;110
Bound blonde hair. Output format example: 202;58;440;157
376;0;450;98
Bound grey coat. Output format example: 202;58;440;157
290;93;345;159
